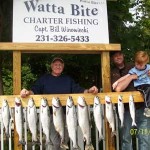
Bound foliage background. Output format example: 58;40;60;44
0;0;149;94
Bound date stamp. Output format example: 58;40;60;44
130;128;150;135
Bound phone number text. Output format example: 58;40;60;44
36;35;89;42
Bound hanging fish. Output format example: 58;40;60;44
129;95;137;127
52;97;69;149
27;97;40;145
15;97;26;145
117;95;124;128
77;96;94;150
105;96;116;137
1;99;11;138
93;96;104;141
40;97;52;146
66;96;81;150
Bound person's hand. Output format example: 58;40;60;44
20;88;30;98
131;74;138;80
88;86;98;94
112;81;118;90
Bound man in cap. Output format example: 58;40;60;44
111;51;150;150
21;57;98;96
20;57;98;149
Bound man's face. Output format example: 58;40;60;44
51;60;64;76
112;52;124;66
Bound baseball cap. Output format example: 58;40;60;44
51;57;64;63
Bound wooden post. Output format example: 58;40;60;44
13;51;21;94
13;51;22;150
101;52;115;150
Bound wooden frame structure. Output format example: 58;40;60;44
0;42;143;150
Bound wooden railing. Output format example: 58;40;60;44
0;92;144;150
0;92;143;107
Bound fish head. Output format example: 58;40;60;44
28;97;35;107
94;96;100;106
41;97;48;107
15;97;21;107
2;99;8;107
77;96;86;107
118;95;123;103
66;96;74;108
129;95;134;102
52;97;61;108
105;96;111;105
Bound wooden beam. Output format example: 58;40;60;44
13;51;22;150
101;52;115;150
0;91;143;107
0;42;121;53
101;52;111;92
13;51;21;94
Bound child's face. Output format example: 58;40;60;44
135;62;146;70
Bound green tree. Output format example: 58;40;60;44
107;0;150;61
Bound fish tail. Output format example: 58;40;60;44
72;143;81;150
18;140;26;146
72;146;81;150
85;144;94;150
32;141;36;146
99;135;105;141
111;131;117;137
45;140;53;146
60;143;69;149
32;140;41;146
45;144;53;150
120;122;124;128
5;132;10;139
132;122;137;127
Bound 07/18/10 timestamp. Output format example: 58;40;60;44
130;128;150;135
35;35;89;42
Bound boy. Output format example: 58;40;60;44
112;51;150;117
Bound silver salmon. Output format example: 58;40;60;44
40;97;52;146
66;96;80;149
129;95;137;127
93;96;104;141
52;97;69;149
27;97;40;145
105;96;116;137
77;96;94;150
1;99;11;138
117;95;124;128
15;97;26;145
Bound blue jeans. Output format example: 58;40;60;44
120;105;150;150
